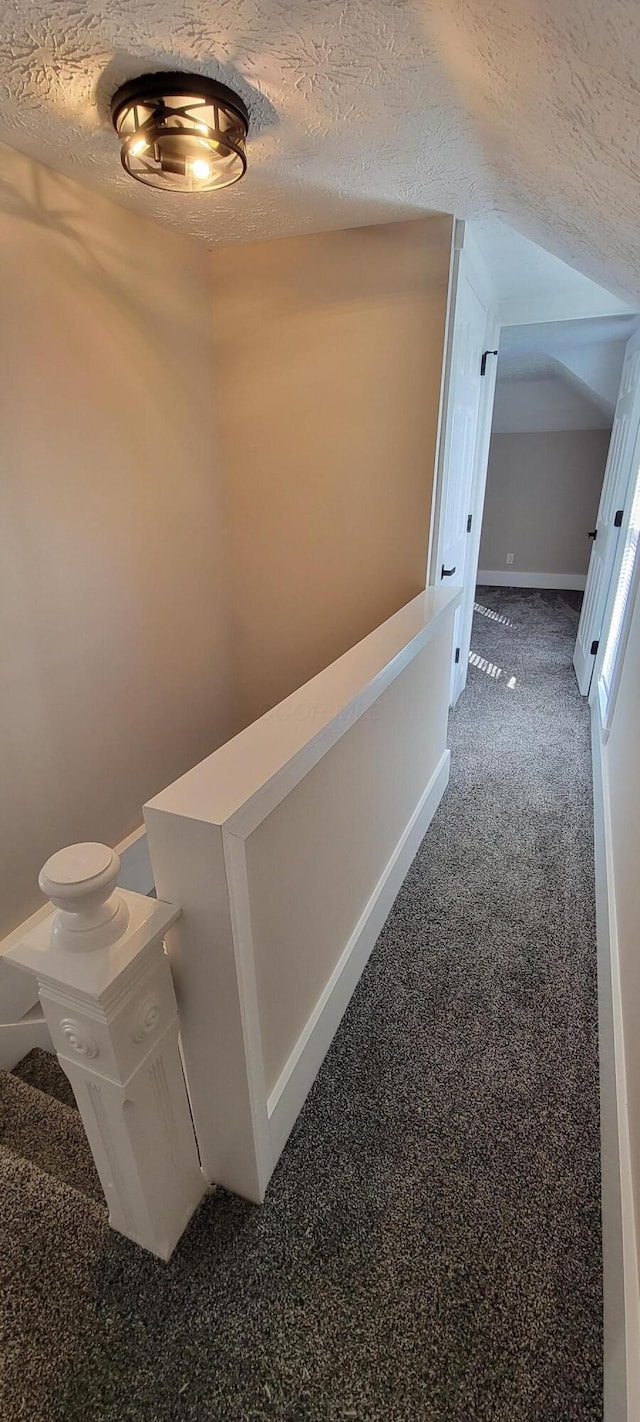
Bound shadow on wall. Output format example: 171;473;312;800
209;213;453;727
0;140;453;936
0;142;235;936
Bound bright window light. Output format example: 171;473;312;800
600;456;640;722
468;650;502;679
473;601;514;628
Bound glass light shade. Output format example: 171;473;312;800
111;73;249;193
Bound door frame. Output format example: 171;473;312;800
456;302;500;698
592;411;640;736
574;324;640;698
427;220;500;704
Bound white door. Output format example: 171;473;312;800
456;312;500;699
574;327;640;694
436;263;488;700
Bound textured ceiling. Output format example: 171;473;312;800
471;221;636;325
1;0;640;300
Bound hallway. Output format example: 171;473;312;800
2;591;602;1421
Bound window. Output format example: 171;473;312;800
599;455;640;730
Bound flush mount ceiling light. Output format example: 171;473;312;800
111;72;249;193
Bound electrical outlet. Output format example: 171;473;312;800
506;553;514;565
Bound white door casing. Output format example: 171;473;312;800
430;224;496;703
456;309;500;698
574;327;640;695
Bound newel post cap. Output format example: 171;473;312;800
38;842;129;950
39;842;120;908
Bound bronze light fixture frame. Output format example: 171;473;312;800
111;72;249;193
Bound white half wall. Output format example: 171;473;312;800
145;589;459;1203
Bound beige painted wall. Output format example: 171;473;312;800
0;161;451;937
0;143;234;935
479;429;611;575
210;216;452;726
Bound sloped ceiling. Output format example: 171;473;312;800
470;221;636;326
0;0;639;300
492;314;636;433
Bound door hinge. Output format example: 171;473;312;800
481;349;498;376
591;639;599;656
454;647;460;664
614;509;624;527
467;514;472;533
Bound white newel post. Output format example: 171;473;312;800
6;843;207;1261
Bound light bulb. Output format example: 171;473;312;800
112;75;249;192
190;158;212;180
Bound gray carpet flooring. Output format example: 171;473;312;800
1;587;602;1422
12;1041;78;1109
0;1070;102;1202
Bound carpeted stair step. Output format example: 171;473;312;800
0;1070;103;1204
0;1142;109;1422
12;1046;78;1110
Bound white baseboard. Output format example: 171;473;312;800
267;750;450;1161
477;570;587;591
592;706;640;1421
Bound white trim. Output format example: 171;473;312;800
453;308;500;702
477;569;587;591
594;431;640;737
267;750;450;1160
592;705;640;1420
425;218;460;586
427;219;500;705
462;225;499;314
146;588;460;833
222;827;273;1198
